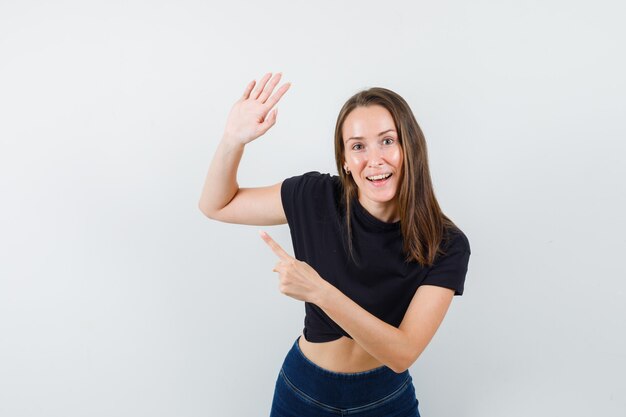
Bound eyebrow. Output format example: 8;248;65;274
346;129;396;142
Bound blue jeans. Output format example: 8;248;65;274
270;336;421;416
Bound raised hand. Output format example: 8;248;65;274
223;72;291;146
259;230;329;304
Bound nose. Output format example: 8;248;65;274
367;146;384;167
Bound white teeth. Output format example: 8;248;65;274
367;173;391;181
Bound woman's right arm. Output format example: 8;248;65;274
198;72;291;226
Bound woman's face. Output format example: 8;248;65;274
342;105;403;220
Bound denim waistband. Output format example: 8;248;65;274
280;335;411;410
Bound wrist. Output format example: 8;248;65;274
221;133;246;150
313;279;336;308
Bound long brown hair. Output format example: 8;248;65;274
334;87;459;267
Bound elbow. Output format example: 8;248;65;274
389;359;411;374
388;355;410;374
389;364;408;374
198;202;216;219
389;348;420;374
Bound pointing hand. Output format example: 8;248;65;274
259;230;329;304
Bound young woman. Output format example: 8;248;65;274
199;72;471;417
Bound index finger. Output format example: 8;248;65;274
259;230;292;261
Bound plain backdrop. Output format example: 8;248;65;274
1;1;625;416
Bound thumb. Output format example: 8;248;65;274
261;108;277;131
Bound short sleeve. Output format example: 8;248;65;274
281;172;310;228
421;230;471;296
280;170;328;229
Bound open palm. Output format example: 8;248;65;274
224;72;291;145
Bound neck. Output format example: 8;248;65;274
358;195;399;223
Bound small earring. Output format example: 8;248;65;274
344;166;350;174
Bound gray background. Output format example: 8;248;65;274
1;0;625;416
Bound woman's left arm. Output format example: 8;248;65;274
259;230;455;373
315;283;454;373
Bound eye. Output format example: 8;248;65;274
383;138;395;145
351;143;363;151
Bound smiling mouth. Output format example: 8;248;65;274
366;173;392;183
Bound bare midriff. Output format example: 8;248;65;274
298;332;385;373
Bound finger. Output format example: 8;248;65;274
250;72;273;100
272;261;283;273
258;72;282;104
259;108;277;134
264;82;291;111
242;79;256;100
259;230;292;261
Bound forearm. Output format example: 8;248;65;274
315;283;410;373
198;134;245;215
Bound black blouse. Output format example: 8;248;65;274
281;171;471;343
